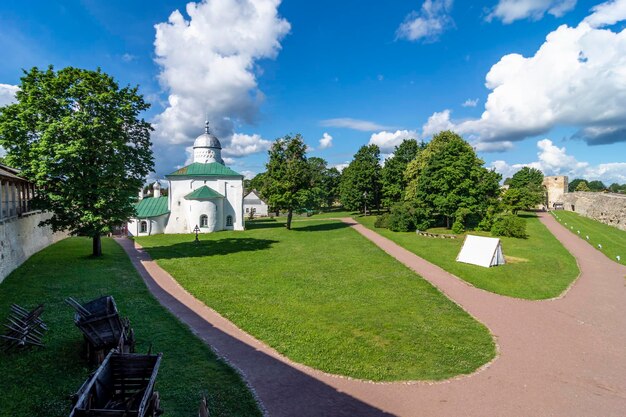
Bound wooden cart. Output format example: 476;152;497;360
69;350;163;417
66;296;135;364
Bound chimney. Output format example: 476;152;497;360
153;181;161;198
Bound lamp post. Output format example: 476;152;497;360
363;191;368;216
193;225;200;243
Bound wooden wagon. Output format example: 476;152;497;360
69;350;163;417
66;296;135;364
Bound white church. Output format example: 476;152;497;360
128;122;244;236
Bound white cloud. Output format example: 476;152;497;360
487;0;577;24
0;84;19;107
396;0;454;42
332;162;350;172
151;0;290;171
318;132;333;149
490;138;626;183
424;4;626;149
462;98;479;107
421;109;455;138
320;118;394;132
223;133;272;157
369;129;419;153
240;170;256;179
584;0;626;27
474;141;514;152
121;53;136;62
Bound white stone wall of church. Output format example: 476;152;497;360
186;199;223;233
166;177;244;233
244;202;269;217
127;214;169;237
0;212;68;283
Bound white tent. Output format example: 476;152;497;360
456;235;505;268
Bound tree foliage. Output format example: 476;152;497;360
587;180;606;192
0;66;154;256
380;139;424;207
339;144;382;213
261;134;310;229
307;157;340;210
568;178;585;192
576;181;591;191
405;131;501;228
503;166;545;213
609;182;626;193
509;167;544;189
491;214;527;238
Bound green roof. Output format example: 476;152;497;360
167;162;242;178
184;186;224;200
134;196;170;218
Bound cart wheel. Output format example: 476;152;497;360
148;391;163;417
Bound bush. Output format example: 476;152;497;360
388;202;432;232
375;213;390;229
491;214;527;238
451;219;465;234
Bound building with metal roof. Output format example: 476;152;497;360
127;121;244;236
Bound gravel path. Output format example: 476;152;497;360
117;212;626;416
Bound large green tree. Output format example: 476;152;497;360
306;157;341;210
568;178;586;192
381;139;424;207
261;134;310;229
0;66;154;256
504;166;545;212
588;180;607;192
339;144;381;213
405;131;501;228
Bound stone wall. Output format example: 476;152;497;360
0;212;68;283
562;192;626;231
543;175;568;208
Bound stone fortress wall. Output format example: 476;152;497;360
562;192;626;231
543;175;568;208
0;213;68;283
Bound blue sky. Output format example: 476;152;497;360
1;0;625;183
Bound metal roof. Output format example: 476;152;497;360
184;185;224;200
134;196;170;218
0;163;27;181
167;162;242;178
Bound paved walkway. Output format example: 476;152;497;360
117;212;626;416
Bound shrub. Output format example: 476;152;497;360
451;219;465;234
388;202;432;232
491;214;527;238
375;213;390;229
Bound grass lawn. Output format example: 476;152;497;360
136;219;495;382
357;213;579;300
0;238;261;417
552;211;626;266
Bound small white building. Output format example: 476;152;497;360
128;121;244;236
243;189;269;217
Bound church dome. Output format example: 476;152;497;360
194;121;221;149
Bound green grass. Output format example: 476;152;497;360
552;211;626;266
136;219;495;382
357;213;579;300
0;238;261;417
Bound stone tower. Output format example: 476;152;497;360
542;176;568;208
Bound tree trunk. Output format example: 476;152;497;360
92;234;102;257
286;209;293;230
446;216;450;229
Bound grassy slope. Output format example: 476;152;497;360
137;219;495;382
553;211;626;266
357;213;579;300
0;238;261;417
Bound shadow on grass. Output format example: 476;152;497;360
245;218;285;230
144;237;279;260
292;222;350;232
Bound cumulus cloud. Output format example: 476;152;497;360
487;0;577;24
223;133;272;157
584;0;626;27
0;84;19;107
331;162;350;172
369;130;419;153
151;0;290;170
491;139;626;183
462;98;479;107
423;3;626;149
240;170;256;179
320;118;394;132
396;0;454;42
318;132;333;149
421;109;455;138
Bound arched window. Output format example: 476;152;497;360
226;215;233;227
140;221;148;233
200;214;208;227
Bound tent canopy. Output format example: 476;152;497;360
456;235;505;268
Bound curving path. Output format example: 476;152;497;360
117;212;626;416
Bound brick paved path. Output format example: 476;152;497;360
117;212;626;416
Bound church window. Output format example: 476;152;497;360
226;215;233;227
200;214;208;227
245;208;249;213
140;221;147;233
